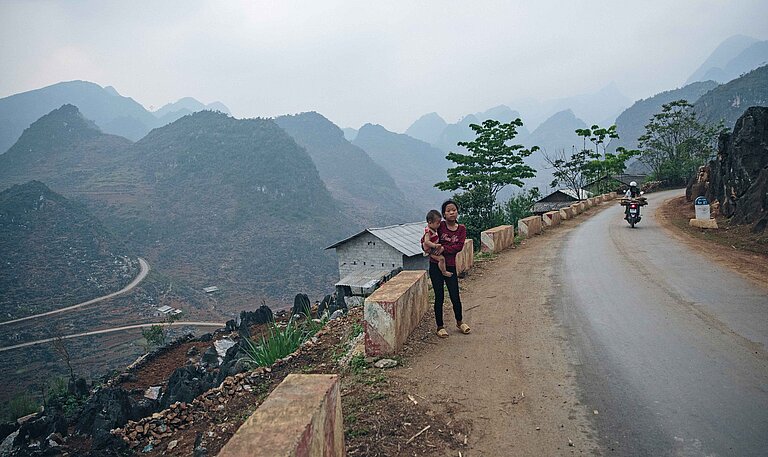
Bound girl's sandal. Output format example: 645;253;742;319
436;328;449;338
457;323;471;334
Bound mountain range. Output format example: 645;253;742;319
1;33;767;312
686;35;768;85
0;107;348;310
0;80;230;153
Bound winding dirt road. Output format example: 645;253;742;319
0;321;225;352
0;257;151;326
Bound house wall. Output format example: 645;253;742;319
403;254;429;271
336;232;405;279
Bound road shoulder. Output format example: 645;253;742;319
655;195;768;291
387;205;611;456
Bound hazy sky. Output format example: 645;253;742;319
1;1;767;131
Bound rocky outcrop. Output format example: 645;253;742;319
706;106;768;232
75;387;157;449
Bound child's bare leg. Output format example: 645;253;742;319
431;254;453;277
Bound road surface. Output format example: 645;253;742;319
0;321;225;352
0;257;151;326
555;189;768;456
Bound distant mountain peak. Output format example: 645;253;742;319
404;112;448;144
22;104;101;138
686;34;763;84
153;97;232;119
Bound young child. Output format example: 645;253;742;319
423;210;453;277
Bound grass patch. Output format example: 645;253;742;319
474;251;498;261
349;353;367;374
240;314;326;368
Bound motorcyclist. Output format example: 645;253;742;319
624;181;641;198
623;181;641;221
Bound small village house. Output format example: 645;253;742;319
532;189;592;215
326;222;427;296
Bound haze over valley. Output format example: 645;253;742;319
1;0;767;407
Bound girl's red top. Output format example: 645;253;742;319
431;220;466;267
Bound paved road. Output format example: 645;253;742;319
0;321;225;352
0;257;151;326
554;189;768;456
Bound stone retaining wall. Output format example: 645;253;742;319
364;270;429;356
218;374;344;457
480;225;515;253
518;215;542;237
455;238;474;276
543;211;561;227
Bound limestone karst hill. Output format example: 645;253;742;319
352;123;450;212
0;107;350;308
0;180;136;321
0;81;156;152
0;104;133;194
0;81;232;154
694;64;768;129
274;111;420;226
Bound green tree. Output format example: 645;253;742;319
545;125;637;195
452;185;505;245
502;187;541;228
141;325;166;352
436;118;538;238
637;99;723;185
543;146;591;199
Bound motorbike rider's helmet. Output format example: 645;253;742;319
629;181;637;187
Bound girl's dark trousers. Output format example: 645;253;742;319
429;262;463;328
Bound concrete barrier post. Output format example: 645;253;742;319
455;238;474;276
570;203;581;215
480;225;514;253
364;270;428;356
218;374;344;457
558;206;572;220
518;215;542;238
543;210;561;227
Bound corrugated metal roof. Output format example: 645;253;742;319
335;268;395;296
532;201;574;214
326;221;426;257
559;188;592;200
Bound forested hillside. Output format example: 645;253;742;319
0;108;351;309
694;65;768;128
0;181;136;321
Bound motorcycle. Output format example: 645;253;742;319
620;196;647;228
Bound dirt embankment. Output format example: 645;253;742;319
656;195;768;288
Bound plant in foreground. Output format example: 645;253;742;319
240;313;326;368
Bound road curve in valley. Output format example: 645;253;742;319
0;257;151;326
0;321;225;352
554;189;768;456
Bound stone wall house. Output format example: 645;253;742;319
326;222;428;294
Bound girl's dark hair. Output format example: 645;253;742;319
441;199;459;215
426;209;442;223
